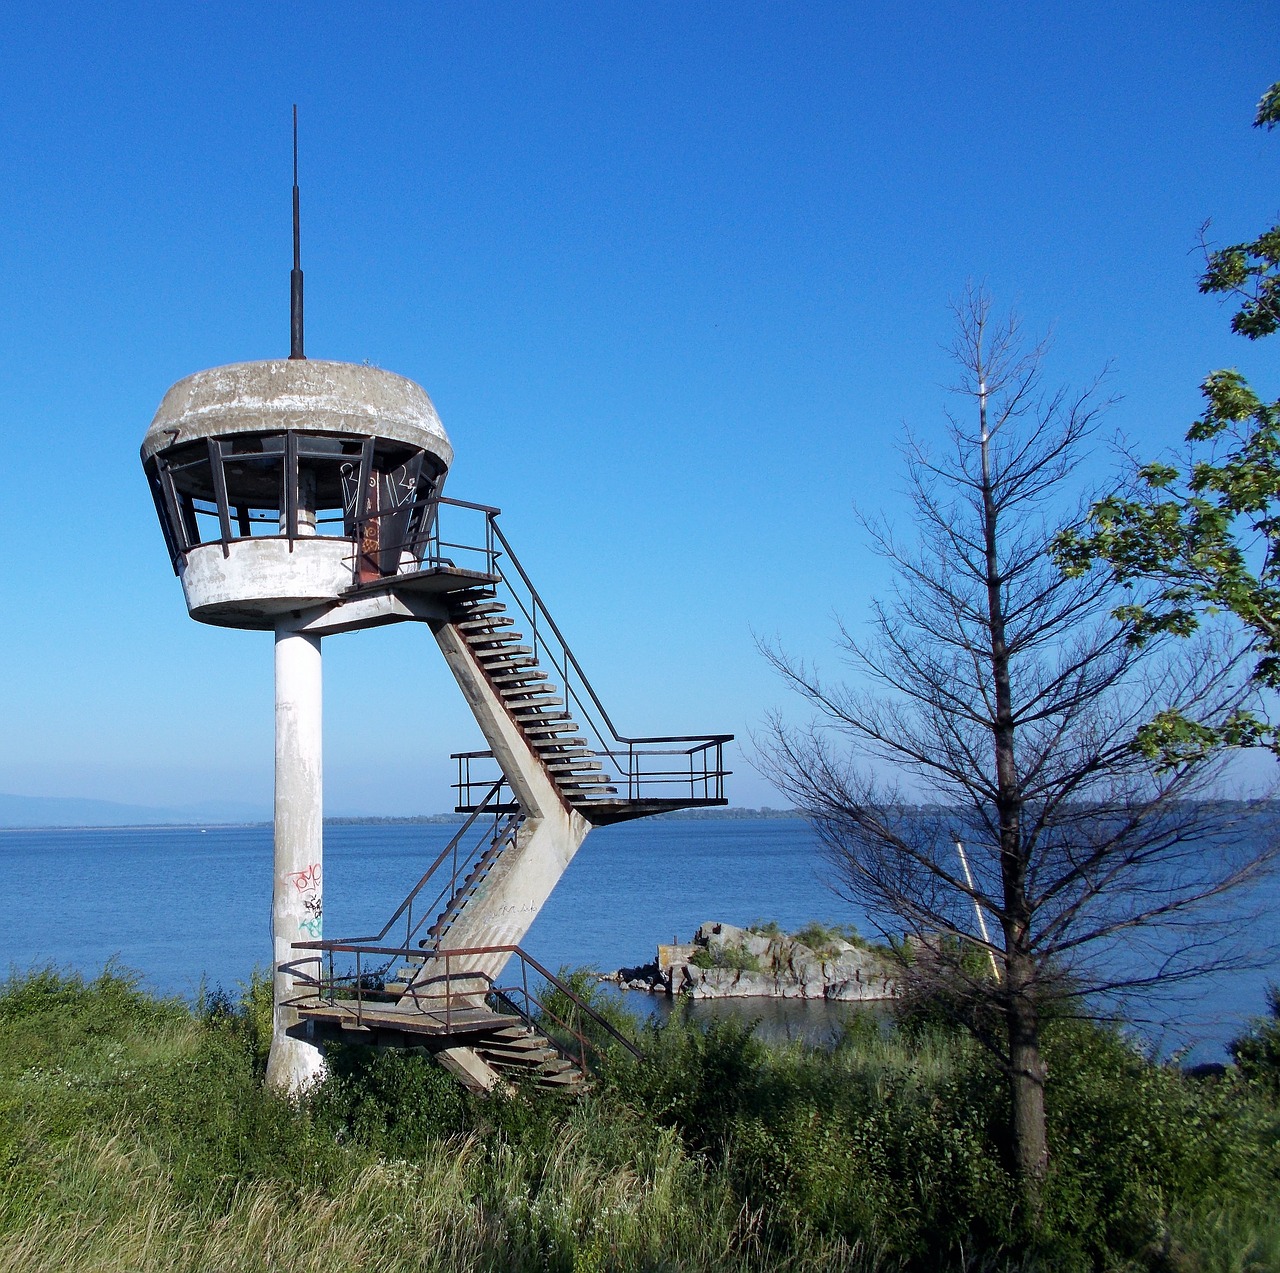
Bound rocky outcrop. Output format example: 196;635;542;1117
611;921;897;1001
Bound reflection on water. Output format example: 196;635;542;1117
602;985;894;1049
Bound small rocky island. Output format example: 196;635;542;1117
610;921;898;1001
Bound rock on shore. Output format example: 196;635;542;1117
611;921;897;1001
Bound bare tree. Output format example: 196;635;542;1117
759;288;1275;1222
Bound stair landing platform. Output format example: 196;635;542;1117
343;565;500;599
297;999;510;1042
454;796;729;824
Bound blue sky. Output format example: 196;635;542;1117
0;3;1276;814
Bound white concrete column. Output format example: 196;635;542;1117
265;622;327;1092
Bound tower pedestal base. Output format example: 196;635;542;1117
267;623;327;1092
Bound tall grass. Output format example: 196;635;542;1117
0;966;1276;1272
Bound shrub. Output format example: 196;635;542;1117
1230;984;1280;1100
690;943;763;972
1;966;1276;1271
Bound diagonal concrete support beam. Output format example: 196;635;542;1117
427;620;591;979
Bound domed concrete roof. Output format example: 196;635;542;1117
141;359;453;466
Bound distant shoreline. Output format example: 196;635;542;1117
0;807;804;833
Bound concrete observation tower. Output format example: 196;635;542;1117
141;131;730;1093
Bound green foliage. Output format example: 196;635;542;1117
312;1044;471;1153
689;942;763;972
1037;1021;1279;1269
1056;80;1280;760
1;967;1277;1271
1230;984;1280;1098
621;1003;1280;1270
202;966;274;1072
533;966;642;1073
791;920;865;954
745;920;887;957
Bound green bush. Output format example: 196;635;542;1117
1230;984;1280;1099
1;966;1277;1272
690;942;763;972
790;920;866;954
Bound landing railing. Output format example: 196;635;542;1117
452;738;728;809
330;780;521;954
346;494;502;585
281;940;642;1078
377;497;731;807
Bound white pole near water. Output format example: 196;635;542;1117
265;624;327;1091
955;841;1001;981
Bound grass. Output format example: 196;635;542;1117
0;965;1277;1271
689;943;764;972
748;920;893;958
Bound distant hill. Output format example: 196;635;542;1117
0;793;270;829
0;794;802;830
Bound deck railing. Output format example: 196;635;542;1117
281;940;642;1078
371;497;731;808
328;780;520;953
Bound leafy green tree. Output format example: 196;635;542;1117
1056;82;1280;762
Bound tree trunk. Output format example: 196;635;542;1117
979;375;1049;1223
1006;954;1049;1218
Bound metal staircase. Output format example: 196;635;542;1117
282;936;637;1094
276;790;621;1093
281;494;728;1091
414;499;731;823
447;589;621;813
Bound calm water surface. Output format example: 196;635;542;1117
1;818;1273;1059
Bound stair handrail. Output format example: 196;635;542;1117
359;494;730;802
283;938;643;1064
484;513;732;754
402;496;728;755
494;944;643;1062
332;779;518;950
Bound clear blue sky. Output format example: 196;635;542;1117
1;3;1276;814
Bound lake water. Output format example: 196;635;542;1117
1;818;1274;1060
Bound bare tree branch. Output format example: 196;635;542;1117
755;287;1277;1216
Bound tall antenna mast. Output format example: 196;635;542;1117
289;105;305;360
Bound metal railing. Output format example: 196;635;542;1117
346;495;502;584
330;781;521;955
453;738;729;808
343;495;730;805
380;498;732;807
281;940;642;1079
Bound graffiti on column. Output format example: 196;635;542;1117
288;863;323;939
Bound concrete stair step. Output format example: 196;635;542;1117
501;681;559;697
487;1060;580;1080
524;1068;584;1086
504;696;563;713
457;616;514;632
490;669;550;686
478;655;538;672
509;702;567;718
488;1024;539;1041
473;644;533;659
480;1043;561;1063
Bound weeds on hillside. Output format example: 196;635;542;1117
0;965;1277;1271
748;920;894;958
